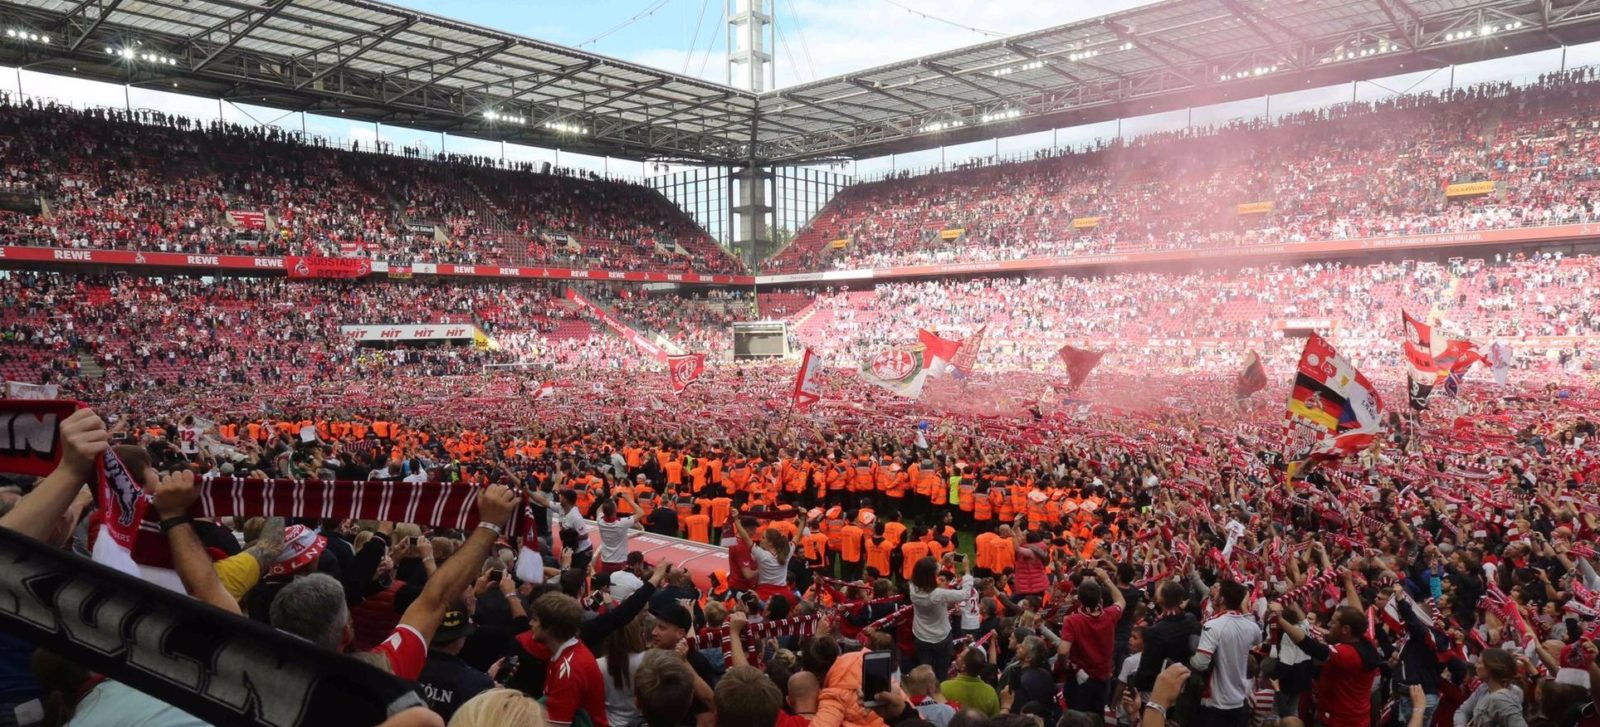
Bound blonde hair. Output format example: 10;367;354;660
449;688;547;727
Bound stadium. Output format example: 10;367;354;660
0;0;1598;724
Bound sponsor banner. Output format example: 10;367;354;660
0;246;756;284
750;221;1600;284
1445;181;1496;197
1071;216;1102;229
340;324;484;342
1275;318;1333;331
227;210;267;230
285;256;372;279
387;266;413;280
404;222;436;235
939;228;965;240
830;238;850;249
1236;201;1275;215
4;381;60;399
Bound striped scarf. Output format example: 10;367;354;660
192;476;502;531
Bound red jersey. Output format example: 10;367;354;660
370;624;428;681
1314;641;1379;727
546;638;610;727
727;540;758;591
1060;605;1122;681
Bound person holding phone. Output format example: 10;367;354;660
908;552;974;679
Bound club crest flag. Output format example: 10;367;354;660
1235;351;1267;399
1057;345;1104;391
793;348;824;411
1285;332;1384;462
859;330;959;399
1402;311;1448;410
667;353;706;395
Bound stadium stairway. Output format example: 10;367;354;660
77;354;104;380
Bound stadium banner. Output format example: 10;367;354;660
285;256;372;279
830;239;850;249
939;228;965;240
340;324;486;343
387;266;413;280
0;527;421;727
1071;216;1102;229
4;381;59;400
226;209;267;230
404;222;436;235
1236;201;1275;215
1445;181;1496;197
1276;318;1333;331
563;289;668;362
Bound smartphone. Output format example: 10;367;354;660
950;553;965;563
488;569;504;583
861;651;892;706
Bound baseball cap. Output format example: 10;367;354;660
433;603;476;644
650;601;693;632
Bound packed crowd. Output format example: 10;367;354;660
767;68;1600;273
2;344;1598;727
785;253;1600;386
0;94;742;274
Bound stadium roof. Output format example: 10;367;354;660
757;0;1600;161
1;0;1599;164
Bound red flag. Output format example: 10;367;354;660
793;348;824;411
1057;345;1103;390
286;256;372;279
667;354;705;395
917;329;962;371
1236;351;1268;399
949;324;986;377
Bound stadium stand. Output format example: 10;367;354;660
767;69;1600;273
0;96;743;274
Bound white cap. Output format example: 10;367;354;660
609;571;644;603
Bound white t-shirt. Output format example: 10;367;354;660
177;426;201;455
596;516;637;564
750;545;789;586
596;651;645;727
562;507;592;552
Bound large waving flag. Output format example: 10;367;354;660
859;330;959;398
1402;311;1448;411
1285;332;1384;465
793;348;824;411
949;324;986;378
1437;339;1485;398
1057;345;1104;391
1490;342;1512;384
667;353;705;395
1235;351;1268;400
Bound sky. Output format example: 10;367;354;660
385;0;1166;89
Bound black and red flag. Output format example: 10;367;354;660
1057;345;1103;391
